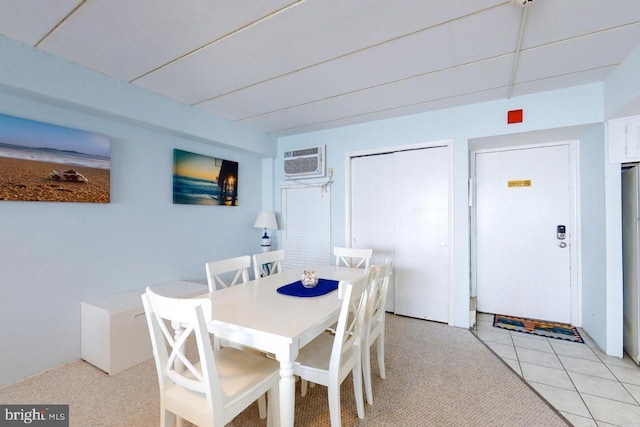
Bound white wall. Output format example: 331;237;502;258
0;39;269;387
579;124;608;349
604;45;640;119
276;84;604;330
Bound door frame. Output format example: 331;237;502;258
470;140;581;326
622;163;640;362
345;139;455;325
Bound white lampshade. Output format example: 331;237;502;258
253;211;278;230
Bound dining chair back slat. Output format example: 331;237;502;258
253;250;284;278
205;255;251;292
334;247;373;269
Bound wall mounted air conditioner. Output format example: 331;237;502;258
284;145;326;179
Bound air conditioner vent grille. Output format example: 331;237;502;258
285;157;319;175
283;145;325;179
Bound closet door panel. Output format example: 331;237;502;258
393;147;449;322
351;153;396;311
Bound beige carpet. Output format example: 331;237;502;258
0;314;568;426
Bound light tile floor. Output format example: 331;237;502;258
473;312;640;427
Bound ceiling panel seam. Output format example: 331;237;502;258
513;64;618;85
522;20;640;52
191;2;508;106
247;85;512;134
233;53;515;121
129;0;304;83
506;4;530;98
228;27;635;122
251;65;615;134
35;0;87;47
199;18;640;109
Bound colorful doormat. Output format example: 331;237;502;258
493;314;584;343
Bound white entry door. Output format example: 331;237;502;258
351;146;449;322
474;144;573;323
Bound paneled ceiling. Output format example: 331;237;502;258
1;0;639;136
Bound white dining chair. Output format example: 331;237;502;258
204;255;269;417
205;255;251;292
362;259;393;405
334;246;373;269
294;275;372;427
141;287;280;427
253;249;284;278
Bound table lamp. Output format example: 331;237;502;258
253;211;278;252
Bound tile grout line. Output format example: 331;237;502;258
469;326;574;425
509;330;522;376
590;350;640;407
524;380;596;421
621;382;640;406
551;337;597;422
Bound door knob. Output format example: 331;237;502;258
558;242;567;248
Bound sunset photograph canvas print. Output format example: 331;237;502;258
172;149;238;206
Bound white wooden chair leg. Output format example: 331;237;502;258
362;345;374;405
328;379;342;427
265;392;271;427
266;386;279;427
258;394;267;419
274;381;280;427
353;359;365;419
162;410;174;427
300;379;316;396
377;333;386;379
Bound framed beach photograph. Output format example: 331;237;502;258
0;113;111;203
172;149;238;206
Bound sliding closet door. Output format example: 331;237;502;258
351;153;396;311
393;147;449;322
350;146;449;321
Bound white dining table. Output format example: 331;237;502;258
201;265;367;427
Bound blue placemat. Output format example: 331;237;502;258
277;278;339;297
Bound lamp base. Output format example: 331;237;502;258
260;230;271;252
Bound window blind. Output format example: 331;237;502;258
281;185;331;270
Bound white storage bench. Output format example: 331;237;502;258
81;280;207;375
